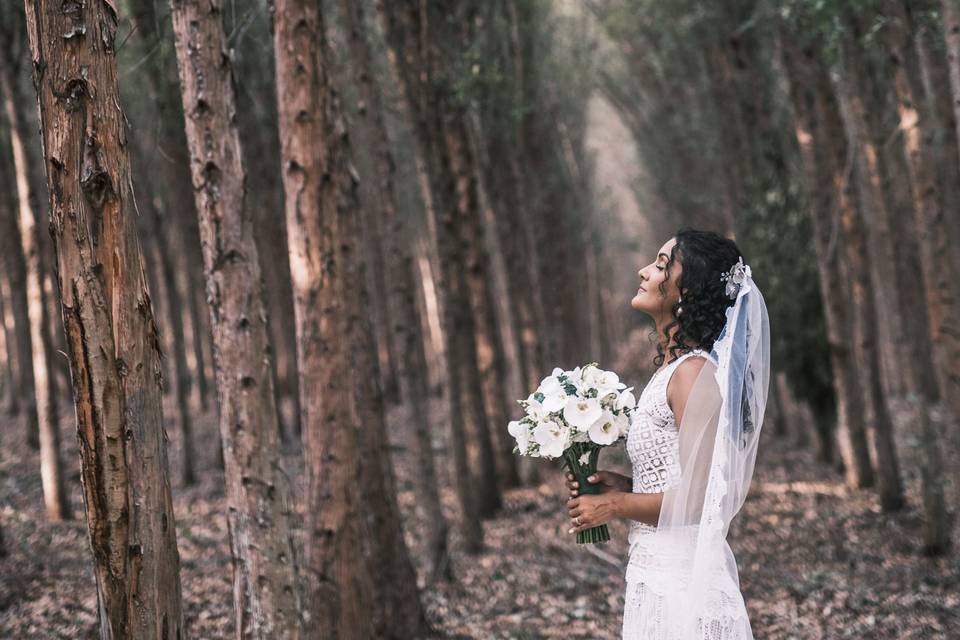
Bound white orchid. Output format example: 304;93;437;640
578;451;590;465
588;410;621;445
563;396;603;431
538;376;569;413
508;420;531;454
510;363;632;459
525;393;549;421
616;387;637;412
533;419;569;458
567;366;586;392
613;411;630;438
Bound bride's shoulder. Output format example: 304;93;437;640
665;350;718;410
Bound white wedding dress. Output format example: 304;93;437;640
623;348;752;639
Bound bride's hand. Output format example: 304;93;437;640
565;470;631;497
566;493;620;534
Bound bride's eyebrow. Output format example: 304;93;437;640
657;252;670;262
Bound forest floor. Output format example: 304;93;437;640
1;389;958;639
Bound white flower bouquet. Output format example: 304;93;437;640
507;363;636;544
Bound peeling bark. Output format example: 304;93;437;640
21;0;185;636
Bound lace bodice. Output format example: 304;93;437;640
626;349;708;539
622;347;752;639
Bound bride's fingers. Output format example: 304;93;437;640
568;519;589;534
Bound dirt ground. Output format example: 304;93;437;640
1;391;958;639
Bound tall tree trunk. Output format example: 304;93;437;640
828;25;909;504
146;203;196;486
336;0;453;584
1;52;71;520
378;0;489;551
126;0;197;486
167;1;304;637
831;21;909;397
272;2;429;638
0;288;12;413
916;21;960;263
942;0;960;167
446;117;505;517
780;26;874;489
885;1;960;421
22;1;185;636
0;268;20;417
466;115;523;490
189;272;212;411
0;162;38;449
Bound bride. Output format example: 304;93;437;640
564;228;770;639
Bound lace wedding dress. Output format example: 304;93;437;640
622;348;752;640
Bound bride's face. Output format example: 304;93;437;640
631;237;681;316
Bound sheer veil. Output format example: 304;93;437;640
631;262;770;639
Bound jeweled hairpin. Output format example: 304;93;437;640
719;256;748;299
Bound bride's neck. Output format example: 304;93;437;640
655;316;679;353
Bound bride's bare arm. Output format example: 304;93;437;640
566;490;663;532
567;357;709;534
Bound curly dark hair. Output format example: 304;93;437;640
652;227;744;368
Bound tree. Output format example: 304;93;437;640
378;0;502;545
167;0;303;636
0;105;38;449
335;0;452;583
21;0;184;636
779;27;874;491
271;0;429;636
124;0;200;486
0;5;70;519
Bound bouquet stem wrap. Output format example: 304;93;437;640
562;442;611;544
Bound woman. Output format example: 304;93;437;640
564;227;770;639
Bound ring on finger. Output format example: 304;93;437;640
574;516;582;526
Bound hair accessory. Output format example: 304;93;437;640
719;256;749;300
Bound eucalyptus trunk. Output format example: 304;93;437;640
272;1;429;637
378;0;494;552
0;53;71;519
22;0;185;635
336;0;452;584
780;26;874;489
168;0;303;636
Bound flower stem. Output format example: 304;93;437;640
563;443;611;545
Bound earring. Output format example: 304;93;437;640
677;295;682;315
